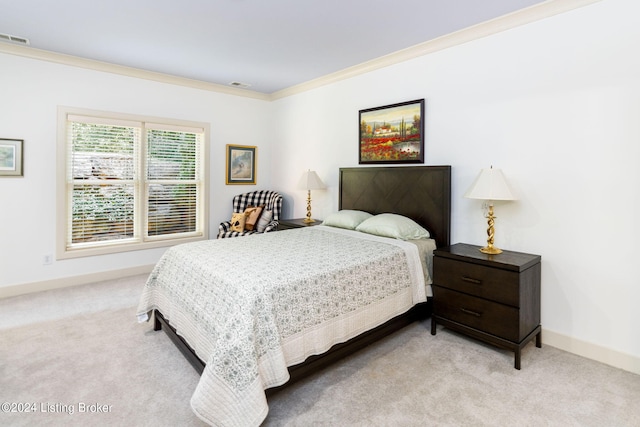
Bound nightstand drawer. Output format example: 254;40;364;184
434;257;519;306
432;243;542;369
433;286;520;342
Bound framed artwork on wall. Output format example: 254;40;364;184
0;138;24;177
226;144;256;185
359;99;425;164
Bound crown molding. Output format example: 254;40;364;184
269;0;601;100
0;0;600;102
0;43;271;101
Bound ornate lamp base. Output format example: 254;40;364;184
480;204;502;254
480;245;503;255
304;190;315;223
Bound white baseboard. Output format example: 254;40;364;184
0;265;155;299
543;328;640;375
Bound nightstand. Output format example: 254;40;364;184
278;218;323;230
431;243;541;369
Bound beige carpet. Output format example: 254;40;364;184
1;275;639;426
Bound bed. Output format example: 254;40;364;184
137;165;451;426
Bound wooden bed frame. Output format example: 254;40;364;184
153;165;451;392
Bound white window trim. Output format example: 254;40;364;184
56;106;210;260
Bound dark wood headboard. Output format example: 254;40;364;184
339;166;451;248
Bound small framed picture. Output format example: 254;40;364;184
0;139;24;177
226;144;256;185
359;99;425;164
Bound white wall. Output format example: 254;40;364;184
1;0;637;372
271;0;640;367
0;53;272;289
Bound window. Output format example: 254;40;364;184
57;107;209;258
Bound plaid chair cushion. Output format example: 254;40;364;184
217;190;283;238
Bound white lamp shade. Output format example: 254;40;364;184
464;167;516;201
297;170;326;190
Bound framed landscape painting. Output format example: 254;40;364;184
226;144;256;185
0;138;23;177
359;99;425;164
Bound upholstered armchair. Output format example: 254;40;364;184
217;190;283;238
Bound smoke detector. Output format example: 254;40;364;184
0;33;30;45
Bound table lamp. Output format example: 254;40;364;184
464;166;516;254
297;169;326;223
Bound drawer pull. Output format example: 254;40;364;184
460;308;482;317
461;276;482;285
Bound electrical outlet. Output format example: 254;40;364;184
43;254;53;265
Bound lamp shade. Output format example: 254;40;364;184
464;166;516;201
297;170;326;190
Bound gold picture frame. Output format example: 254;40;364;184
226;144;256;185
0;138;24;177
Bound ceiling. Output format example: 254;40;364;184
1;0;546;95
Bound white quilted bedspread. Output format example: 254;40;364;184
137;225;428;426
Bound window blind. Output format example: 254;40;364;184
146;128;202;237
63;112;206;253
67;121;139;247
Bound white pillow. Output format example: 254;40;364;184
256;209;273;232
356;213;430;240
322;210;373;230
